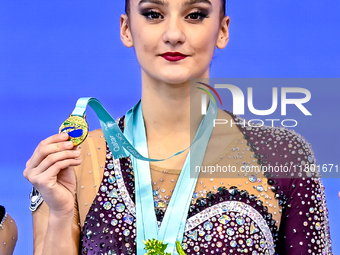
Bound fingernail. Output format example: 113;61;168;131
74;150;81;156
64;141;73;147
60;133;68;139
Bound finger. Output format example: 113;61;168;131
28;134;73;168
38;158;82;182
29;158;81;188
33;150;81;176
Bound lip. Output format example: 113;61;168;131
160;52;188;62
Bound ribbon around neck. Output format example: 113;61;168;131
69;97;218;254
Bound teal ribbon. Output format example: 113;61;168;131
72;98;195;162
70;97;217;254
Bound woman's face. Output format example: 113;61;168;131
121;0;229;85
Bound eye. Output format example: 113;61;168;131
186;11;209;21
141;10;164;20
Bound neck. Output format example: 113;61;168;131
140;74;206;140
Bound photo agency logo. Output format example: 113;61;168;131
197;80;312;128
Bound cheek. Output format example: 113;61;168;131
134;33;158;61
143;43;153;55
191;32;216;61
194;23;220;58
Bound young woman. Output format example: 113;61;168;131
24;0;332;254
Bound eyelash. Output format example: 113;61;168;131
140;10;209;21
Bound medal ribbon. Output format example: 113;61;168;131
69;97;217;254
71;97;200;162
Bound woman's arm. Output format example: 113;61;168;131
32;200;80;255
276;176;332;254
0;208;17;255
24;133;82;255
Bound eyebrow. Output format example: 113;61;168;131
183;0;212;7
138;0;212;7
138;0;168;6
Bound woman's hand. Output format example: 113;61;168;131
24;133;82;218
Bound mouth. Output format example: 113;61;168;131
160;52;188;62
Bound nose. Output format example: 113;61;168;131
162;14;186;46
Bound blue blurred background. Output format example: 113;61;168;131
0;1;339;254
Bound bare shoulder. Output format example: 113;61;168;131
0;209;17;255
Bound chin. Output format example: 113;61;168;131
160;70;206;84
161;75;191;85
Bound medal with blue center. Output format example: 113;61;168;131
59;115;88;146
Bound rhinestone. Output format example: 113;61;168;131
111;219;118;226
308;155;313;163
123;229;130;236
154;200;165;208
227;228;235;236
257;185;264;192
108;176;116;184
115;203;125;212
246;238;254;247
205;235;212;241
218;215;231;225
192;192;199;199
236;216;245;225
123;214;134;225
103;202;112;210
230;240;237;247
315;222;321;230
248;175;257;182
187;230;198;241
260;239;265;248
250;223;259;234
203;221;213;230
108;189;118;198
86;230;92;239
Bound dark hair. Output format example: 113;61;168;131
125;0;226;21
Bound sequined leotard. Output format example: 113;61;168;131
30;113;332;255
78;114;332;255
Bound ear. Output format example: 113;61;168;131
216;16;230;49
120;14;133;48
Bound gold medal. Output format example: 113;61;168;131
59;115;88;146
